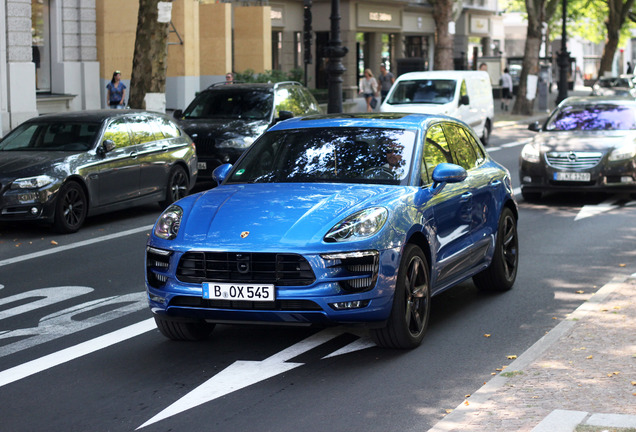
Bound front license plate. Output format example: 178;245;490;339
202;282;275;302
197;162;207;170
554;172;591;182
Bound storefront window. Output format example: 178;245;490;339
32;0;51;92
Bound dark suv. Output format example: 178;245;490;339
173;81;322;181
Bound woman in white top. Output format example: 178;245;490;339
359;68;379;112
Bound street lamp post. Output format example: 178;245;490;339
556;0;569;104
323;0;348;113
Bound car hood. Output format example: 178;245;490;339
177;183;406;249
179;118;269;140
0;151;78;179
381;102;453;115
534;130;636;152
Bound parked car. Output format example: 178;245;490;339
590;76;636;98
145;113;518;349
520;96;636;201
173;81;322;182
0;110;197;233
379;70;494;145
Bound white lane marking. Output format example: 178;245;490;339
575;197;620;221
322;337;376;359
138;327;374;429
513;187;521;196
502;138;532;148
0;225;153;267
0;318;155;388
487;146;501;152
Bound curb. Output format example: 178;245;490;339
427;274;635;432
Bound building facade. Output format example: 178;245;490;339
0;0;502;136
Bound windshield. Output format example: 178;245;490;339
0;121;101;151
545;104;636;131
387;79;456;105
597;77;631;88
182;89;273;120
226;127;417;186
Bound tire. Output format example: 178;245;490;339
521;190;542;202
154;316;215;341
371;244;431;349
473;207;518;292
481;119;491;146
160;165;189;208
53;181;87;233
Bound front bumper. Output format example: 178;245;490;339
0;184;58;222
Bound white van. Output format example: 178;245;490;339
380;70;494;145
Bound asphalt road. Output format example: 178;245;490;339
1;124;634;432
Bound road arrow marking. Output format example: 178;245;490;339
138;327;374;429
322;337;376;359
575;197;619;221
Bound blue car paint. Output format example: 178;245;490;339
146;113;516;327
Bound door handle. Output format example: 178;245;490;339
460;192;473;202
128;151;138;158
490;179;502;187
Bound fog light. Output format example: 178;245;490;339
329;300;369;310
30;206;39;215
150;294;166;304
621;176;634;183
222;154;231;162
522;176;532;183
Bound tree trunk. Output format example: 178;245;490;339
511;0;545;116
597;0;635;77
129;0;173;109
431;0;455;70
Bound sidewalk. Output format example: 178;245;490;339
428;273;636;432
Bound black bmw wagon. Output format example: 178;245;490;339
0;110;197;233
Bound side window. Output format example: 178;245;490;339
127;115;158;144
459;126;486;165
302;88;321;113
276;86;306;116
102;119;132;149
444;123;478;170
421;124;453;184
155;117;181;139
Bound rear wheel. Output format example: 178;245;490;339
154;316;215;341
371;244;431;349
481;119;491;146
473;207;518;292
160;165;189;208
53;181;87;233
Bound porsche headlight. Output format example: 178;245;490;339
324;207;388;242
609;143;636;161
154;205;183;240
520;143;541;163
216;136;255;149
11;175;54;189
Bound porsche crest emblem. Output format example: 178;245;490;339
240;231;250;238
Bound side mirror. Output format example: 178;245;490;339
97;139;116;156
459;95;470;106
173;109;183;119
430;163;467;195
528;121;541;132
275;110;294;123
212;163;233;185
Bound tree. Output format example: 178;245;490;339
512;0;559;115
129;0;173;110
430;0;459;70
597;0;635;77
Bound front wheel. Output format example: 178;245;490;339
473;207;518;292
154;316;215;341
371;244;431;349
53;181;87;233
160;165;189;208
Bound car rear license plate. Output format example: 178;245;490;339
554;172;591;182
197;162;207;170
202;282;275;302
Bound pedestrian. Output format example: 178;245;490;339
225;72;234;84
479;62;487;72
378;63;395;103
359;68;379;112
500;68;513;111
106;70;126;109
626;62;633;74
